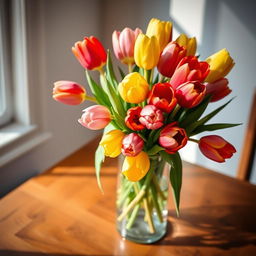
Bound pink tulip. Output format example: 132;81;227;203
121;133;144;157
53;80;86;105
157;42;186;78
175;81;206;108
159;122;188;154
199;135;236;162
170;56;209;89
205;78;231;102
112;27;142;65
78;105;111;130
139;105;164;130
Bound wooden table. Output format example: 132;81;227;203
1;138;256;256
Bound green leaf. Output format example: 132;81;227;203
100;73;126;117
186;97;235;134
132;65;140;73
85;70;111;107
159;151;182;216
147;145;165;155
153;74;159;84
95;145;105;193
147;129;161;149
179;95;211;128
191;122;242;135
118;66;125;80
106;50;118;88
111;107;127;131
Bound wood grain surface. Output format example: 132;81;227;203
0;137;256;256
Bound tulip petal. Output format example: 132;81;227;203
122;152;150;182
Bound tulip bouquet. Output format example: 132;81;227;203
53;18;239;242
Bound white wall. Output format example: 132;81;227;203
0;0;101;196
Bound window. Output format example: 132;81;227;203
0;0;51;167
0;0;13;127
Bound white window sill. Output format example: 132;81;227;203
0;123;52;167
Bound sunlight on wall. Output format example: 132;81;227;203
169;0;206;43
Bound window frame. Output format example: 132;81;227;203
0;0;51;167
0;0;13;126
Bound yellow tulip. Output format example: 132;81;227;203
122;151;150;182
146;18;172;51
99;130;125;158
205;48;235;83
118;72;149;103
134;34;160;70
176;34;197;56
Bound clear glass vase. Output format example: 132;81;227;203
116;156;169;244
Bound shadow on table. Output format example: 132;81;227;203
157;204;256;250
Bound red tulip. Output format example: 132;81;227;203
199;135;236;162
170;56;210;89
53;80;86;105
175;81;206;108
159;122;188;154
72;36;107;70
157;42;186;78
148;83;177;113
205;78;231;102
139;105;164;130
121;133;144;157
125;107;145;131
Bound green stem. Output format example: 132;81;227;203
168;104;181;123
152;174;167;200
189;138;199;143
117;182;133;207
159;74;165;83
126;204;140;230
117;161;156;222
85;95;97;103
150;184;163;223
144;69;152;85
134;183;155;233
128;63;133;73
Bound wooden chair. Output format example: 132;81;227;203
237;90;256;181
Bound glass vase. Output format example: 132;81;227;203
116;156;169;244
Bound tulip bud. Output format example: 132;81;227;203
121;133;144;157
134;34;160;70
176;34;197;56
53;81;86;105
78;105;111;130
175;81;206;108
112;27;142;65
159;122;188;154
125;107;145;131
118;72;149;103
170;56;210;89
205;48;235;83
99;130;125;158
205;78;231;102
157;42;186;78
72;36;107;70
199;135;236;162
122;151;150;182
139;105;164;130
146;18;172;51
148;83;177;113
